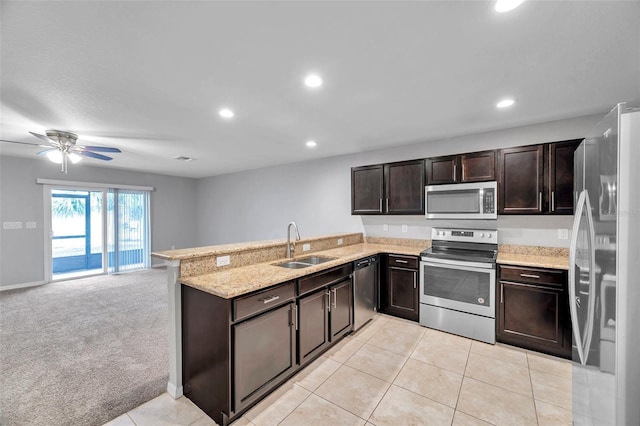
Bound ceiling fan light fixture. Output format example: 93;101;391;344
46;150;63;164
68;153;82;164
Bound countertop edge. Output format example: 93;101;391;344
496;253;569;270
180;243;425;299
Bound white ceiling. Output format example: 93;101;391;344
1;1;639;179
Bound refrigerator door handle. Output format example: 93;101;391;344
568;190;597;365
581;191;597;365
569;190;587;365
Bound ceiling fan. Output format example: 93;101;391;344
0;130;122;173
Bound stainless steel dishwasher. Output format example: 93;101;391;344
353;255;378;331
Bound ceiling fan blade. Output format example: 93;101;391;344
0;139;43;146
81;146;121;153
37;148;56;155
79;151;113;161
29;131;54;144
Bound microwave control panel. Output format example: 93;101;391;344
483;188;495;213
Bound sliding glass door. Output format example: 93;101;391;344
48;186;150;280
51;189;104;279
107;189;150;273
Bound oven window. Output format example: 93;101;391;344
423;264;491;307
427;190;480;214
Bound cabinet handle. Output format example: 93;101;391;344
261;295;280;304
332;288;337;308
326;290;331;312
453;164;457;181
395;259;409;264
500;283;504;304
386;198;389;212
552;191;555;212
413;276;417;289
379;198;383;213
520;273;540;279
292;304;298;330
539;192;542;212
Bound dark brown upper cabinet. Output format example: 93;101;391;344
499;140;581;215
460;150;496;182
384;160;425;214
498;145;545;214
351;160;425;215
547;139;581;215
426;150;496;185
351;165;384;214
426;155;458;185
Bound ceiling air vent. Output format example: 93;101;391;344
173;156;196;162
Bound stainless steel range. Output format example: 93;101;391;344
419;227;498;344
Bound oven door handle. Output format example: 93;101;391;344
420;258;494;271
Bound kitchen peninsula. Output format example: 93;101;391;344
152;232;429;426
152;232;570;425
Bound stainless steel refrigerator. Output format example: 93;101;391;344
570;103;640;425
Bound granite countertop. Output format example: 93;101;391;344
181;242;426;299
496;245;569;270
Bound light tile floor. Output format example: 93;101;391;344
104;314;574;426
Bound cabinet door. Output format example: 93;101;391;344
460;150;496;182
497;281;570;358
548;140;581;214
233;303;297;412
298;289;329;365
385;160;425;214
426;155;458;185
329;279;353;341
385;266;419;321
498;145;544;214
352;165;384;214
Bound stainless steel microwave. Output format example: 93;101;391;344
425;181;497;220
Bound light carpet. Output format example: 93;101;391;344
0;268;169;426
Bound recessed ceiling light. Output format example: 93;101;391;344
306;140;317;148
304;74;323;89
218;108;235;119
496;98;515;108
495;0;525;13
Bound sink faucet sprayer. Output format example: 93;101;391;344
286;222;301;258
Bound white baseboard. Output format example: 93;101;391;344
0;280;47;292
167;382;183;399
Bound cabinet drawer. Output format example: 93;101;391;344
234;281;296;321
499;265;566;287
387;254;418;269
298;264;352;296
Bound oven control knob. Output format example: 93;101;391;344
479;233;484;238
487;233;492;238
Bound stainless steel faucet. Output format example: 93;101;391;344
286;222;301;258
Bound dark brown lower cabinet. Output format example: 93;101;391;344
298;288;329;365
299;277;353;365
233;302;297;413
329;278;353;340
497;265;571;359
182;265;354;426
380;255;419;321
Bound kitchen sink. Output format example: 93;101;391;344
274;255;336;269
296;255;336;264
275;261;315;269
